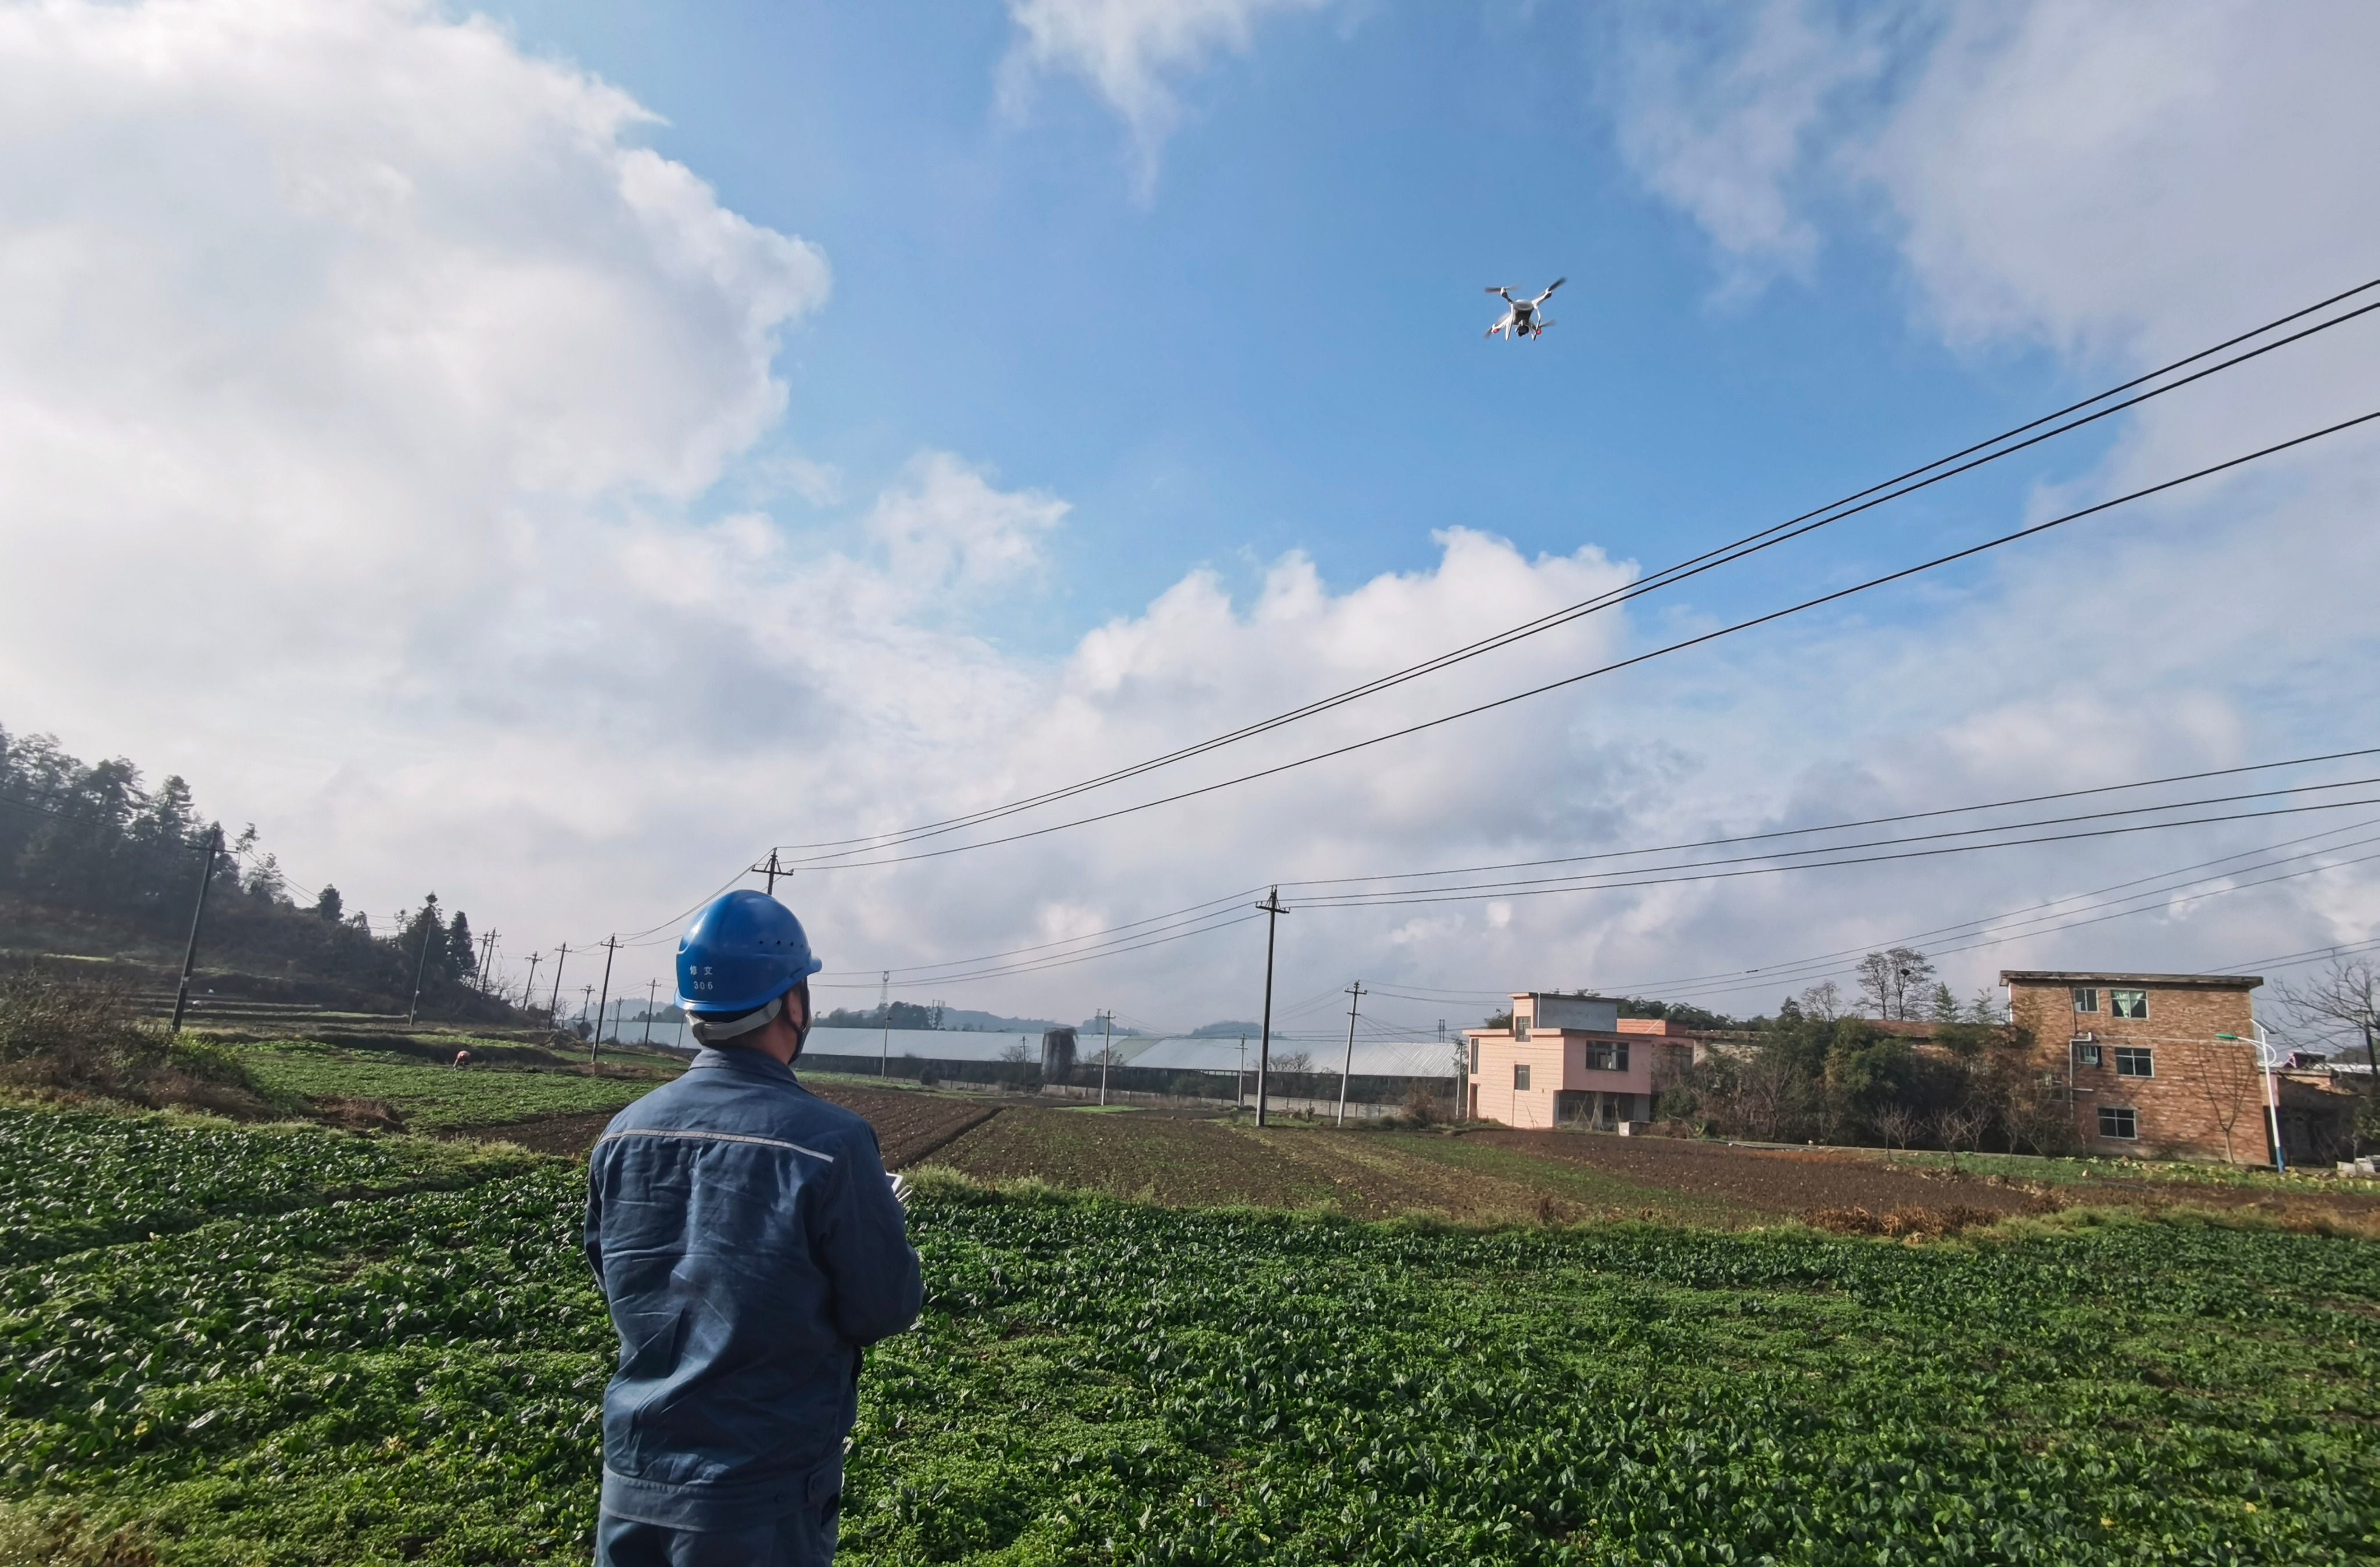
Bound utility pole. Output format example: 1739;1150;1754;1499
406;902;438;1026
478;931;499;992
579;984;594;1037
522;952;543;1014
754;849;784;895
879;970;891;1077
1338;981;1365;1125
167;825;224;1034
593;935;619;1064
1254;886;1290;1127
1238;1035;1247;1111
547;944;571;1024
643;978;658;1046
1098;1010;1113;1107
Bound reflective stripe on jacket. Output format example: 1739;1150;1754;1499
585;1046;924;1532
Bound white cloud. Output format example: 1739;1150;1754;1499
1596;0;1891;293
999;0;1327;192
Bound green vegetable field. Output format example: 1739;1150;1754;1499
231;1041;672;1132
2;1103;2375;1564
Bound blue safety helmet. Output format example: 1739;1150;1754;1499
675;890;823;1016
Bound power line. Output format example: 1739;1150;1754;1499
764;278;2380;866
772;408;2380;873
1286;776;2380;906
1276;747;2380;890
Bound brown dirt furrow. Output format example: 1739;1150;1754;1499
1461;1131;2056;1218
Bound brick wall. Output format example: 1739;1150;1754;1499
2008;978;2267;1163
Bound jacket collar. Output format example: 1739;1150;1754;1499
688;1045;799;1084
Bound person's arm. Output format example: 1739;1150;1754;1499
582;1154;609;1296
813;1129;923;1344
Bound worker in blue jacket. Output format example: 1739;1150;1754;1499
585;890;923;1566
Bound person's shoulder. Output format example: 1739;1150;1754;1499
776;1081;878;1150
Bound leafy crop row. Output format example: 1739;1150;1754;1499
1;1110;2374;1564
0;1107;531;1264
233;1042;664;1132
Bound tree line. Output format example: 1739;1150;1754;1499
0;723;506;1017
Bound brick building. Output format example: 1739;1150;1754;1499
2001;969;2273;1164
1463;994;1678;1129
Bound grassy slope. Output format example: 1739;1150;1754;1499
2;1106;2375;1565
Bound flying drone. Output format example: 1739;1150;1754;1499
1484;277;1564;340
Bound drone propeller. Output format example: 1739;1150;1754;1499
1540;276;1567;298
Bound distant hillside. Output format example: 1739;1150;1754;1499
0;722;526;1025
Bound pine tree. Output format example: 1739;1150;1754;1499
447;911;476;977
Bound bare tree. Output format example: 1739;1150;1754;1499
2272;956;2380;1092
1873;1104;1923;1150
1798;980;1844;1020
2185;1039;2267;1165
1933;1102;1988;1153
1855;948;1937;1020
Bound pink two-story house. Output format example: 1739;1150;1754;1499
1463;992;1657;1129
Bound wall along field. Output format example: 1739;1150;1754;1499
1;1081;2375;1562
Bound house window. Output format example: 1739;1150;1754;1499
2114;1046;2153;1078
1515;1014;1530;1042
2109;988;2149;1020
1513;1063;1530;1091
1583;1042;1630;1071
2097;1105;2138;1140
2072;1039;2102;1068
1469;1039;1479;1074
2071;987;2099;1013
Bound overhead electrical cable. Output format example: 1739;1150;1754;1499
1285;776;2380;906
812;885;1266;982
1288;795;2380;910
1276;748;2380;891
765;278;2380;865
772;409;2380;873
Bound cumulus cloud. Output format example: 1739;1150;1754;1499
998;0;1327;192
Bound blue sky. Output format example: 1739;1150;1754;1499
3;0;2376;1034
488;0;2076;643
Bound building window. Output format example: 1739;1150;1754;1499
1584;1042;1630;1071
2071;987;2099;1013
1513;1063;1530;1091
2098;1105;2139;1140
2109;988;2149;1020
1469;1039;1479;1074
2072;1039;2102;1068
2114;1046;2154;1078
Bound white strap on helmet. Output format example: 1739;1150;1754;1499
687;994;783;1045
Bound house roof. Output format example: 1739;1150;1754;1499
1998;970;2262;989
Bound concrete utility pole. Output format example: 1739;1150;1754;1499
643;978;658;1046
477;931;499;992
548;944;571;1024
168;825;224;1035
1254;886;1291;1127
522;952;542;1014
593;936;619;1064
1098;1010;1113;1107
1338;981;1365;1125
754;849;784;895
1238;1035;1248;1111
879;970;891;1077
579;984;594;1036
406;902;439;1026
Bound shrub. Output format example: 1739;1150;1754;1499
0;969;270;1116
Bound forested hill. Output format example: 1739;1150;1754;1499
0;723;521;1021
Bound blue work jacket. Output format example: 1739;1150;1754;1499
585;1046;924;1532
